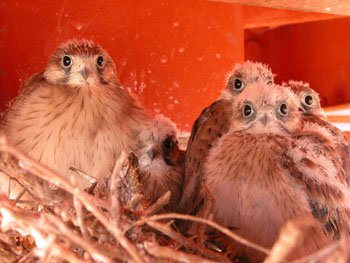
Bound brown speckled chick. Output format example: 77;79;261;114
137;114;185;212
179;61;275;216
2;39;147;192
205;83;350;262
284;80;350;185
282;80;326;119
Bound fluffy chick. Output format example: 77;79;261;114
2;39;147;194
205;83;349;261
283;80;350;185
137;114;185;212
282;80;326;119
179;61;274;216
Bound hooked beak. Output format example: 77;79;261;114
80;67;90;80
259;114;270;126
258;107;274;126
146;146;159;160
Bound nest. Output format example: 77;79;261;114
0;135;349;263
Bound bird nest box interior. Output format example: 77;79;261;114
1;1;350;262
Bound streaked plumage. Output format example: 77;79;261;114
282;80;326;119
2;39;147;195
179;61;274;215
205;83;349;261
137;114;185;212
284;80;350;185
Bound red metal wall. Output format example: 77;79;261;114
245;17;350;107
1;1;348;130
0;0;244;130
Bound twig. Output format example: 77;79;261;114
17;251;35;263
40;236;88;263
146;221;230;262
14;188;27;204
73;196;88;239
144;191;171;216
110;153;126;226
144;242;216;263
69;166;98;185
264;218;314;263
0;140;145;263
0;167;42;203
129;213;271;256
0;196;113;263
44;213;113;263
292;239;345;263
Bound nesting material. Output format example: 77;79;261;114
0;135;348;262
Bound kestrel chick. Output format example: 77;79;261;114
282;80;326;119
137;114;185;212
283;80;350;185
179;61;274;215
2;39;147;192
205;83;349;261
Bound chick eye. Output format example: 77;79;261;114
97;55;104;68
234;78;245;91
243;104;254;118
267;80;273;85
163;137;174;150
303;94;314;107
62;55;72;68
278;103;288;116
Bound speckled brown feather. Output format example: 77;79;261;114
301;114;350;185
204;83;350;261
205;131;333;262
179;99;233;215
281;132;350;240
2;40;148;197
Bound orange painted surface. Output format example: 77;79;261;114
1;1;347;130
0;0;244;130
245;17;350;108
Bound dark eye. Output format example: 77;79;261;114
62;55;72;68
243;104;254;118
97;55;104;68
267;80;273;85
278;103;288;116
234;78;244;91
303;95;313;107
163;137;174;150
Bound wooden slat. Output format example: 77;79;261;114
211;0;350;16
243;5;340;29
324;103;350;113
325;105;350;140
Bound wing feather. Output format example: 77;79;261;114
179;99;233;214
282;131;350;239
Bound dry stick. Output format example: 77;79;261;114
144;191;171;216
17;251;35;263
70;171;88;239
0;197;112;263
110;153;126;226
129;213;271;256
14;188;27;204
146;221;230;262
73;196;88;239
0;203;87;263
0;140;145;263
43;238;88;263
0;168;41;202
144;242;216;263
264;218;315;263
43;213;113;263
292;239;345;263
